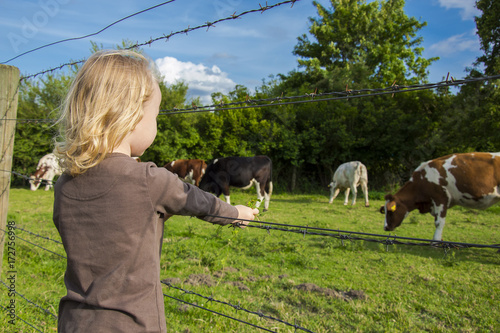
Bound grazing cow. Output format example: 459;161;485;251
380;152;500;241
163;159;207;186
30;153;62;191
329;161;369;207
199;156;273;211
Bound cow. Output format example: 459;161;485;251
29;153;62;191
199;156;273;211
328;161;369;207
380;152;500;241
163;159;207;186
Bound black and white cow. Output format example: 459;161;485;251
199;156;273;211
329;161;369;207
30;153;62;191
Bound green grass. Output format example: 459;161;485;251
1;188;499;332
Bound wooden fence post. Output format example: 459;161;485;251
0;64;20;276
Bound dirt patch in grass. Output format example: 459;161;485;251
184;274;215;287
295;283;368;301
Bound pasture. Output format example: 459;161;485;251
1;188;499;332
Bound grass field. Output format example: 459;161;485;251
1;187;499;332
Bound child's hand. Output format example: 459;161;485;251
232;205;259;228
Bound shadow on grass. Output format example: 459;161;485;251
308;236;500;266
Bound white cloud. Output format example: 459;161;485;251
429;30;480;56
437;0;481;20
155;56;237;105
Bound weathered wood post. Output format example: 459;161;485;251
0;64;20;276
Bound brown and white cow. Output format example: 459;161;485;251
199;156;273;211
329;161;369;207
380;152;500;241
30;153;62;191
163;159;207;186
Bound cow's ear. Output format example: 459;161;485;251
416;201;431;213
379;206;385;214
384;194;395;201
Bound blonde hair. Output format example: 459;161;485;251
54;50;160;176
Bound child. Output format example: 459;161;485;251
52;49;258;332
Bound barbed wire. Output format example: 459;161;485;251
162;280;315;332
18;0;298;81
2;219;497;332
4;74;499;125
13;225;63;245
0;279;58;320
1;1;177;64
0;303;44;333
159;74;500;115
0;169;56;189
0;227;67;259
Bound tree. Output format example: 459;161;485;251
474;0;500;76
293;0;437;89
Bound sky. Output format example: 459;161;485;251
1;0;482;104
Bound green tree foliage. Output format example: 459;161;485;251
293;0;437;89
474;0;500;75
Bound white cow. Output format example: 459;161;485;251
30;153;62;191
328;161;369;207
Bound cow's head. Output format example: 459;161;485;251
379;194;408;231
199;163;224;197
29;166;48;191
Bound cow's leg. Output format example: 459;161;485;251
343;188;350;205
254;180;264;208
263;181;272;211
330;187;340;204
350;185;358;205
360;181;369;207
432;204;447;241
223;195;231;205
45;180;52;191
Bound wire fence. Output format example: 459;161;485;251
1;211;499;331
1;0;499;331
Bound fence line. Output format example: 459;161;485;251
2;225;315;332
2;211;498;331
159;74;500;115
4;74;500;124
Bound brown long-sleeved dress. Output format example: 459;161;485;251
53;153;238;332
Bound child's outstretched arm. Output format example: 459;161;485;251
233;205;259;228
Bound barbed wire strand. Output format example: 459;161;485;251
18;0;298;81
0;303;44;333
13;225;63;245
163;293;279;333
163;281;315;332
0;228;67;259
4;74;499;124
0;279;58;320
158;74;500;115
1;1;177;64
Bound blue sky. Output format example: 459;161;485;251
1;0;482;104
